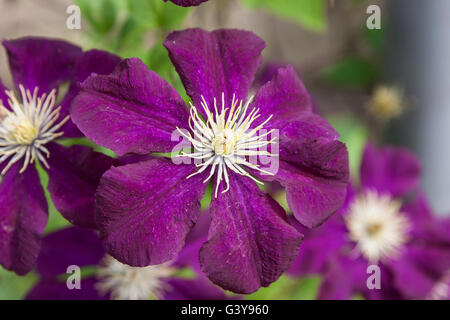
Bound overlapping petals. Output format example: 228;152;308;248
96;158;208;266
71;28;349;293
0;37;121;275
71;58;189;155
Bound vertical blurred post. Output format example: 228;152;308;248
388;0;450;216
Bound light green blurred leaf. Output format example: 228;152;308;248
327;114;368;182
247;275;321;300
240;0;327;32
321;57;378;89
0;267;37;300
35;162;71;234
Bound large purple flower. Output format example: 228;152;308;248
0;37;120;275
26;223;232;300
71;28;349;293
288;143;450;299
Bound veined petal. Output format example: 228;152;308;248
46;143;116;229
251;66;313;127
0;163;48;275
200;175;303;294
2;37;82;95
95;158;207;266
71;58;189;155
0;78;10;109
164;28;265;115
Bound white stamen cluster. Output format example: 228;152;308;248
177;94;277;198
0;85;69;175
346;190;410;263
96;256;174;300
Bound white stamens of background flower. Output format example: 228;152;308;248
177;93;277;198
428;269;450;300
0;85;69;175
345;190;410;263
96;256;174;300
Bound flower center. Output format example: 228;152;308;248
96;255;174;300
345;190;410;263
177;94;277;198
0;85;69;175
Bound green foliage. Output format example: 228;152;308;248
321;57;378;89
247;275;322;300
0;267;37;300
240;0;327;32
328;114;368;182
35;162;71;234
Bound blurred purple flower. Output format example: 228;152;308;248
288;143;450;300
26;223;232;300
163;0;208;7
71;28;349;294
0;37;120;275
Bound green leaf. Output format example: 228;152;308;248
246;275;322;300
240;0;327;32
327;114;368;182
364;27;385;55
0;267;38;300
321;57;378;89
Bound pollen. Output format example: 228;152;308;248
177;93;278;198
0;85;70;175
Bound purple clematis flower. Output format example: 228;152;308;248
26;222;232;300
0;37;120;275
288;143;450;299
163;0;208;7
70;28;349;293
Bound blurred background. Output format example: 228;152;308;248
0;0;449;299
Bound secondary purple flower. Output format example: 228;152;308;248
26;225;231;300
288;143;450;299
0;37;120;275
71;28;349;293
163;0;208;7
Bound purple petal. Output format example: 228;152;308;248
46;143;116;229
2;37;82;95
388;245;449;299
251;66;313;126
0;164;48;275
95;158;207;266
71;58;189;156
360;143;421;198
0;78;10;108
199;175;303;294
163;277;230;300
257;158;348;229
26;277;106;300
164;0;208;6
37;227;104;278
164;28;265;114
61;49;121;138
287;215;347;276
